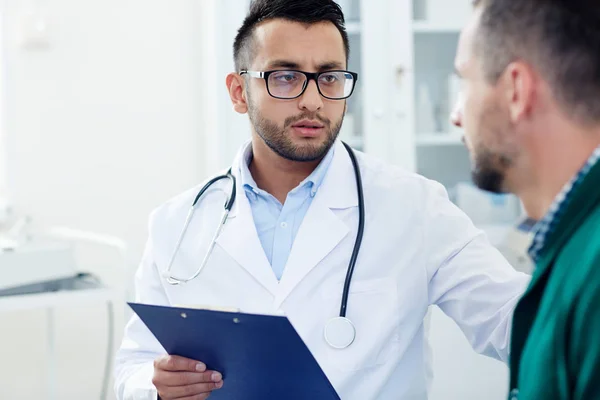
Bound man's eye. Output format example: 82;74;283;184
320;74;338;83
276;74;297;82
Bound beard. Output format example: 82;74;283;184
471;146;513;193
470;103;517;194
247;98;343;162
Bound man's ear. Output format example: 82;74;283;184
226;73;248;114
502;61;536;124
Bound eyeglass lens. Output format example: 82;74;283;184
267;71;355;99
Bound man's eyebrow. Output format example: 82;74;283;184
317;61;345;71
265;60;301;69
263;60;346;71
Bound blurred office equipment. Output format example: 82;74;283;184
495;218;536;275
0;239;77;294
451;182;522;226
0;215;126;400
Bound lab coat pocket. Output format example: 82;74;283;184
321;278;401;371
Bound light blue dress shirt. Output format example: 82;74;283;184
240;144;335;280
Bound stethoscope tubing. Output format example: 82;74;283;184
164;143;364;323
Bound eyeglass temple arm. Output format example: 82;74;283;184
240;70;263;78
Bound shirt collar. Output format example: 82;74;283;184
528;144;600;261
239;142;336;198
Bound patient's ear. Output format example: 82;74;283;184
226;73;248;114
502;61;536;124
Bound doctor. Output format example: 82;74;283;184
114;0;529;399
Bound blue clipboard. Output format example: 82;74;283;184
128;302;341;400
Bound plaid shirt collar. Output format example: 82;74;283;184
529;145;600;262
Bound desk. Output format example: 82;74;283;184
0;283;122;400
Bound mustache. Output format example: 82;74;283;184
284;112;331;128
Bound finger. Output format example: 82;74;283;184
155;355;206;372
161;381;223;399
155;370;223;387
158;393;210;400
161;391;213;400
173;394;211;400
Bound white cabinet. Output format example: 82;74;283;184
338;0;471;178
338;0;467;173
410;0;473;192
335;0;416;172
346;0;522;228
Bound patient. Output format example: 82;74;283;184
452;1;600;399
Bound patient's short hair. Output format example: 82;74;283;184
473;0;600;124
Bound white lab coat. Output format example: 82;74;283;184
114;140;530;400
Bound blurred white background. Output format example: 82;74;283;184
0;0;531;399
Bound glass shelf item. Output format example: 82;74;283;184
413;22;462;34
416;133;463;146
412;0;473;28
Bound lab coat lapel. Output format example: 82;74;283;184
215;147;279;296
275;141;359;308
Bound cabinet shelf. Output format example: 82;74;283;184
416;133;464;146
412;22;462;34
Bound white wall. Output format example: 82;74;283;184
0;0;211;398
3;0;205;252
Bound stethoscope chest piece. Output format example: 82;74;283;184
324;316;356;349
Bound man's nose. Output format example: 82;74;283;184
450;96;463;128
298;80;324;112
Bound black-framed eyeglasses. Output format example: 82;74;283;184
239;69;358;100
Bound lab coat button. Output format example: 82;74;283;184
280;222;288;228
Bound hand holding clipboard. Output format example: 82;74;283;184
152;354;224;399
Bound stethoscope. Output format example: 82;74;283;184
163;142;365;350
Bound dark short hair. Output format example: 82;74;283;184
233;0;350;72
473;0;600;124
